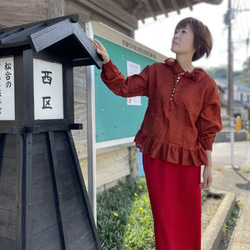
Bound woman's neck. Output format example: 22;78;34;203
176;55;195;73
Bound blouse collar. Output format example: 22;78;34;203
164;58;207;82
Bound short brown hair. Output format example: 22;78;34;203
175;17;213;61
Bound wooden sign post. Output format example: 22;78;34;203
0;15;102;250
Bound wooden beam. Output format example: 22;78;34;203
170;0;180;14
185;0;193;10
73;0;138;31
129;1;146;24
156;0;168;17
131;1;143;16
142;0;157;20
199;0;223;4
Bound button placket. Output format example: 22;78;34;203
170;75;181;101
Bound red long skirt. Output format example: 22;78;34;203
143;154;201;250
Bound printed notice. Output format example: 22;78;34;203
127;61;141;106
0;57;15;120
33;58;64;120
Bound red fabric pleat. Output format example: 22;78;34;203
143;154;201;250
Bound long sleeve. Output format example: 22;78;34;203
101;60;149;97
196;80;223;151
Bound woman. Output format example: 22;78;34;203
91;17;223;250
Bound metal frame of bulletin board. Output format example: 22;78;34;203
85;21;166;220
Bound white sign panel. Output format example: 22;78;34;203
127;61;141;106
0;57;15;120
33;59;64;120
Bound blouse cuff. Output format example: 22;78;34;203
199;137;214;151
102;60;120;80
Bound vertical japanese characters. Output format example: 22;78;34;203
41;71;53;110
0;57;15;120
33;59;64;120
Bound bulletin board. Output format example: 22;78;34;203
92;22;166;144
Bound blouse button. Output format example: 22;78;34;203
170;98;172;100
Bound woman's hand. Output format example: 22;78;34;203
90;39;110;64
200;150;212;189
200;165;212;189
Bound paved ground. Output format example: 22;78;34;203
211;141;250;249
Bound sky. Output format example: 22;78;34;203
134;0;250;71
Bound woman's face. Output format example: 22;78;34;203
171;24;195;57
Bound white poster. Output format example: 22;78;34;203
0;57;15;120
127;61;141;106
33;58;64;120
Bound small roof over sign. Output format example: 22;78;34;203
0;14;103;69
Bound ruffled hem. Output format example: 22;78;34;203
134;131;208;166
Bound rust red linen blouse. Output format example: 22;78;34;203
101;58;223;166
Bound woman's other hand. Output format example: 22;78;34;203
90;39;110;64
200;150;212;189
200;165;212;189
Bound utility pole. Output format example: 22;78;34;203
226;0;234;117
224;0;235;167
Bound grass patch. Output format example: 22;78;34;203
97;177;210;250
97;177;154;250
221;200;243;247
242;168;250;173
